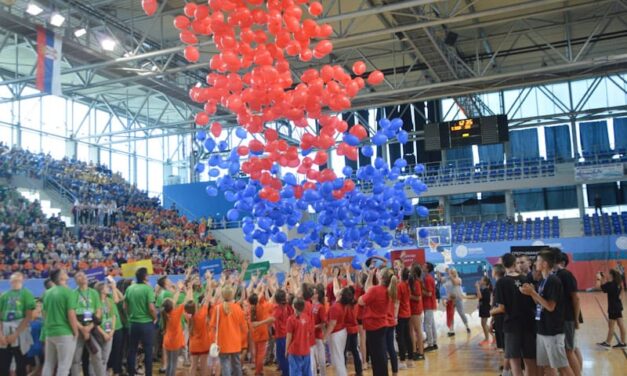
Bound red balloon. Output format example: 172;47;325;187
309;1;323;17
183;2;196;17
314;40;333;57
237;146;249;156
249;139;264;153
194;112;209;126
349;124;368;140
142;0;157;16
173;15;190;30
210;122;222;137
313;150;328;165
343;179;356;192
184;46;199;62
352;61;367;76
180;30;198;44
367;70;385;85
318;24;333;38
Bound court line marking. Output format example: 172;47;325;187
594;296;627;359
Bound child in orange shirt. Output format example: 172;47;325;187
209;286;247;375
188;295;213;376
161;281;193;376
249;288;275;376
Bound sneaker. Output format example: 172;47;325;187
406;361;415;368
424;345;435;352
158;369;166;374
466;327;471;334
613;342;627;348
415;353;425;361
447;331;455;337
597;341;612;349
398;363;408;370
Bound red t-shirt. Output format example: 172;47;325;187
312;302;327;340
361;285;389;331
304;300;316;347
410;280;424;315
344;304;359;334
287;314;312;356
397;281;411;319
273;304;293;338
328;302;346;333
385;297;396;327
422;274;437;310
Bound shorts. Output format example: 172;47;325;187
504;331;536;359
563;321;577;351
537;334;569;369
609;310;623;320
191;351;209;356
479;306;490;318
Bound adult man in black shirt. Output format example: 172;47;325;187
494;253;538;376
520;250;574;376
555;251;582;376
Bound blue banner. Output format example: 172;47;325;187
84;267;105;283
199;259;223;280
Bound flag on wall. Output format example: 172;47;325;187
36;26;62;96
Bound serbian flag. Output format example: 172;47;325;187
36;26;62;96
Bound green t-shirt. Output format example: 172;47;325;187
0;288;36;322
101;297;121;332
156;289;184;308
43;286;77;337
124;283;155;324
75;287;101;319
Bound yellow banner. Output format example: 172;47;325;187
121;259;154;278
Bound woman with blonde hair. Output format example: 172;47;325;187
444;268;470;335
358;267;398;376
209;285;247;376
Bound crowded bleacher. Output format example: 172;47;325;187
0;143;243;279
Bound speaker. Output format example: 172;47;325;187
444;31;458;46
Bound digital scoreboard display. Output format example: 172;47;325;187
449;118;482;147
424;115;508;151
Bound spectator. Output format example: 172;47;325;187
125;267;157;376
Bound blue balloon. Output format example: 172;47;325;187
194;163;205;174
414;164;425;174
351;257;363;270
243;222;255;235
235;127;247;139
208;155;221;166
361;145;374;158
284;172;297;186
342;166;353;177
301;148;312;156
416;205;429;217
390;118;403;129
226;209;239;221
310;257;322;268
378;118;391;128
286;247;296;259
397;130;409;144
195;131;207;142
205;186;218;197
372;132;388;146
343;134;360;146
295;255;305;265
203;138;216;152
208;168;220;177
224;191;237;202
418;228;429;238
254;246;264;259
394;158;407;168
374;157;386;169
228;162;240;175
218;141;228;152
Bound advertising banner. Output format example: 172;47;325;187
199;259;223;280
243;261;270;281
121;260;154;278
390;249;426;267
574;163;624;182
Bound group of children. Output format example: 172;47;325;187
153;259;439;376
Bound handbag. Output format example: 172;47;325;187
209;304;220;358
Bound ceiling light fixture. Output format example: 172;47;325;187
74;28;87;37
50;12;65;27
101;38;116;51
26;2;44;16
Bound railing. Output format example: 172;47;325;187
42;174;77;204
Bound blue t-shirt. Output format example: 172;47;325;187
26;318;43;357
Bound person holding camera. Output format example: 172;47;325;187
596;269;626;348
71;271;106;376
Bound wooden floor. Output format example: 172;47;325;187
163;291;625;375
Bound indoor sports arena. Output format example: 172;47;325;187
0;1;626;375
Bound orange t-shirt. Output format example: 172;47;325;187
163;305;186;351
251;300;272;343
189;304;212;354
209;302;247;354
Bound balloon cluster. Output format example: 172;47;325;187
140;1;430;266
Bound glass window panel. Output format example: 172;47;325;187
41;135;65;160
148;160;163;197
606;77;627;108
0;123;12;145
137;157;148;191
72;101;91;137
42;96;67;136
581;79;608;111
0;102;16;125
19;98;41;130
77;142;89;162
21;129;40;152
148;138;163;160
111;152;129;180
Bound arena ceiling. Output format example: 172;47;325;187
1;0;627;143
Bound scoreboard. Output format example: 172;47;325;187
424;115;508;151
